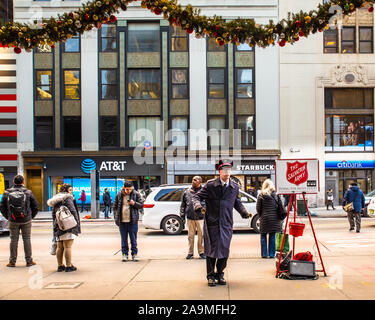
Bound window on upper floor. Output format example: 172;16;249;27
128;116;161;147
171;69;188;99
63;33;80;53
35;116;53;150
170;116;188;147
35;70;53;100
0;0;13;24
208;68;226;99
236;115;255;149
128;69;161;100
100;69;118;100
236;68;253;99
170;26;188;52
208;116;226;148
99;23;117;52
64;70;80;100
100;116;118;148
128;23;160;52
207;37;226;52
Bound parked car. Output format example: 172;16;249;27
142;184;260;235
0;213;9;235
364;189;375;217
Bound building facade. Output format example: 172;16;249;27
15;0;280;210
280;0;375;206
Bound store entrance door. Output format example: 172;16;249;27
245;175;270;198
26;169;43;210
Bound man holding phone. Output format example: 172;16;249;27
114;181;144;262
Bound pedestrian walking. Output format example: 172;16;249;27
180;176;206;260
192;159;251;287
103;188;111;219
78;190;88;213
113;181;144;262
256;179;283;259
326;188;335;210
0;175;39;267
343;182;365;233
47;183;81;272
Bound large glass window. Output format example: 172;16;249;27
64;70;80;100
341;27;355;54
100;23;117;52
171;69;188;99
63;33;80;53
128;69;161;99
170;116;188;147
0;0;13;24
207;38;225;52
236;68;253;99
100;116;118;148
63;116;81;149
35;70;52;100
324;29;338;53
100;69;118;100
208;116;226;147
359;27;373;53
35;117;53;150
325;115;374;152
170;26;188;52
208;68;225;98
128;23;160;52
325;88;373;109
236;116;255;148
236;43;253;51
129;117;161;147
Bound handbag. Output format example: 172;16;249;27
276;232;289;253
50;237;57;255
344;202;354;212
272;194;287;220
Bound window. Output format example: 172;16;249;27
324;29;338;53
35;44;53;53
128;23;160;52
100;116;118;148
64;70;80;100
63;33;80;53
128;117;161;147
236;116;255;148
235;43;253;51
341;27;355;53
171;69;188;99
128;69;161;100
325;115;374;152
359;27;373;53
0;0;13;24
207;37;225;52
63;117;81;149
170;26;188;51
35;70;52;100
154;188;186;201
99;23;117;52
325;88;373;109
236;68;253;99
208;68;225;98
100;69;117;100
170;116;188;146
35;117;53;149
208;116;226;147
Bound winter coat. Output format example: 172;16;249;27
103;191;111;206
191;178;249;259
342;186;366;213
113;188;143;226
256;191;283;234
79;192;86;202
0;184;39;223
47;192;81;238
180;186;204;220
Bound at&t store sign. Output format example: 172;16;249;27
81;159;127;174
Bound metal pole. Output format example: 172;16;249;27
293;192;297;255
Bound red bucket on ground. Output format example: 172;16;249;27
289;222;305;237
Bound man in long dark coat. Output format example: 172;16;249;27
192;159;251;287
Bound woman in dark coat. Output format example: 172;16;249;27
256;179;282;259
47;183;81;272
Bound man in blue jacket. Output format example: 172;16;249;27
342;182;366;233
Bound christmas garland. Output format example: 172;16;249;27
0;0;374;54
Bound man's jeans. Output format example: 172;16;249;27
119;222;138;256
81;201;88;212
260;233;276;258
104;205;110;218
9;221;33;264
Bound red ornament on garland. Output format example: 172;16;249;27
84;14;90;21
51;44;55;49
110;15;117;23
215;25;220;31
369;6;374;13
154;8;162;15
295;20;302;28
279;39;286;47
186;28;193;34
14;47;21;54
299;31;305;37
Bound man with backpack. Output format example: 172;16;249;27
0;175;39;267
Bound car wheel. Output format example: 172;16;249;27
161;215;183;235
251;214;260;233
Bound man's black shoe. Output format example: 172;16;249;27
208;279;216;287
349;228;354;231
199;253;206;259
186;254;193;260
217;277;227;285
356;230;360;233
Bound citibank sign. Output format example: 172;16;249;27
81;159;127;173
325;160;375;169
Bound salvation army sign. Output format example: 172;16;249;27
275;159;319;194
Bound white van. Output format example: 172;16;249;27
142;184;260;235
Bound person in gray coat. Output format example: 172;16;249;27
256;179;282;259
47;183;81;272
192;159;251;287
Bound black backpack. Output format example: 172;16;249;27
7;188;27;222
